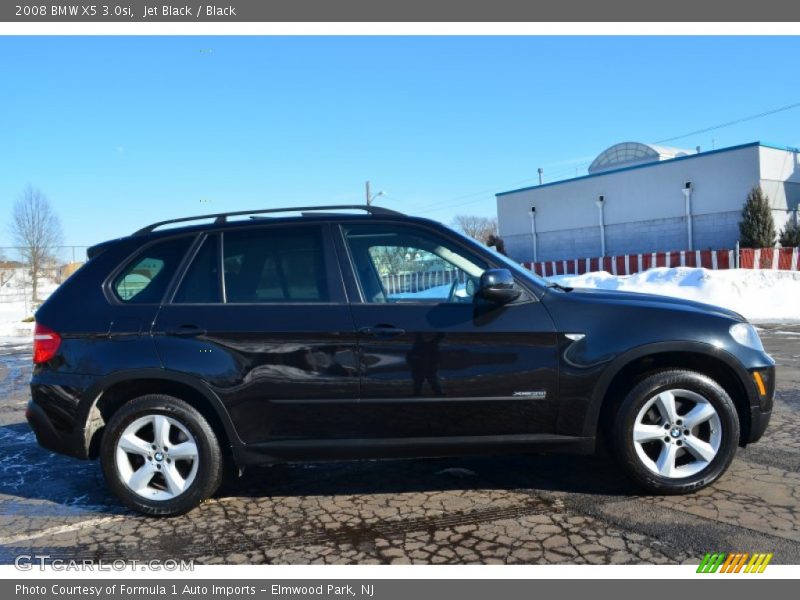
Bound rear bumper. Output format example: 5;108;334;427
26;398;83;458
26;370;101;459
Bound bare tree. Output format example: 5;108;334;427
451;214;498;243
10;186;63;302
0;249;9;286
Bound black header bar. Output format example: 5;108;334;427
3;0;800;22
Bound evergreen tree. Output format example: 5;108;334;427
779;215;800;247
738;187;776;248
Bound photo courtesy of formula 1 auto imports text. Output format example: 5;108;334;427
1;0;799;596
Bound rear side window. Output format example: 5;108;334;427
113;237;193;303
222;227;328;303
173;235;221;304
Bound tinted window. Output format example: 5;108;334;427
173;235;221;303
344;224;487;304
223;227;328;303
114;237;193;303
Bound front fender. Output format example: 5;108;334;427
580;340;759;438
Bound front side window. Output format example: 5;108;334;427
344;224;487;303
114;236;193;303
222;227;329;303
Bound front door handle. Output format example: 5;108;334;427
166;325;207;337
359;325;406;337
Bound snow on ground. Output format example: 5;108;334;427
548;267;800;322
0;267;58;338
0;302;35;338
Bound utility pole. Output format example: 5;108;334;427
365;180;371;206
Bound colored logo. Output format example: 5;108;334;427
697;552;773;573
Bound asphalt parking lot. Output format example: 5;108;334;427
1;326;799;565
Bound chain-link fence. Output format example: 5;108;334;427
0;246;89;313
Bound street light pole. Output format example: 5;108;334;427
595;196;606;257
682;182;694;251
365;180;384;206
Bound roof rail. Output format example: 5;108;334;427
132;204;403;236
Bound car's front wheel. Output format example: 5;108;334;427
100;394;223;516
611;370;740;494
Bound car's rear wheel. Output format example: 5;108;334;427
611;370;739;494
100;394;222;516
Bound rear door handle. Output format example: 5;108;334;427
166;325;207;337
359;325;406;337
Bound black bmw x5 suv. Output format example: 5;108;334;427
27;205;775;516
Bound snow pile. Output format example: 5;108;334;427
549;267;800;322
2;266;798;342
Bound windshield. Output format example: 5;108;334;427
440;222;551;289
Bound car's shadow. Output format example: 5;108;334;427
0;420;639;517
226;449;639;500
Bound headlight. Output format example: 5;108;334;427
729;323;764;351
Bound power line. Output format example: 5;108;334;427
409;157;594;215
412;100;800;216
413;160;596;215
654;100;800;145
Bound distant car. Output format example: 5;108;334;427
26;205;775;516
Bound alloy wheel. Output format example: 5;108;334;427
632;389;722;479
115;414;199;500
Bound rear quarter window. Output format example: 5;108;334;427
113;236;194;303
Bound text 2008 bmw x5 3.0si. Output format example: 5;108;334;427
26;205;775;516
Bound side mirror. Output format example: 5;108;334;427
477;269;521;305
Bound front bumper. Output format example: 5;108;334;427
749;406;772;443
744;365;775;444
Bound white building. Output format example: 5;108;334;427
496;141;800;263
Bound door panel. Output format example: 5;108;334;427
152;225;360;445
352;303;559;438
154;304;360;444
339;222;560;439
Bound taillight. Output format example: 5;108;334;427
33;322;61;364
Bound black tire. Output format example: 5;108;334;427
100;394;223;516
611;370;740;494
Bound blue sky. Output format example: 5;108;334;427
1;36;799;248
